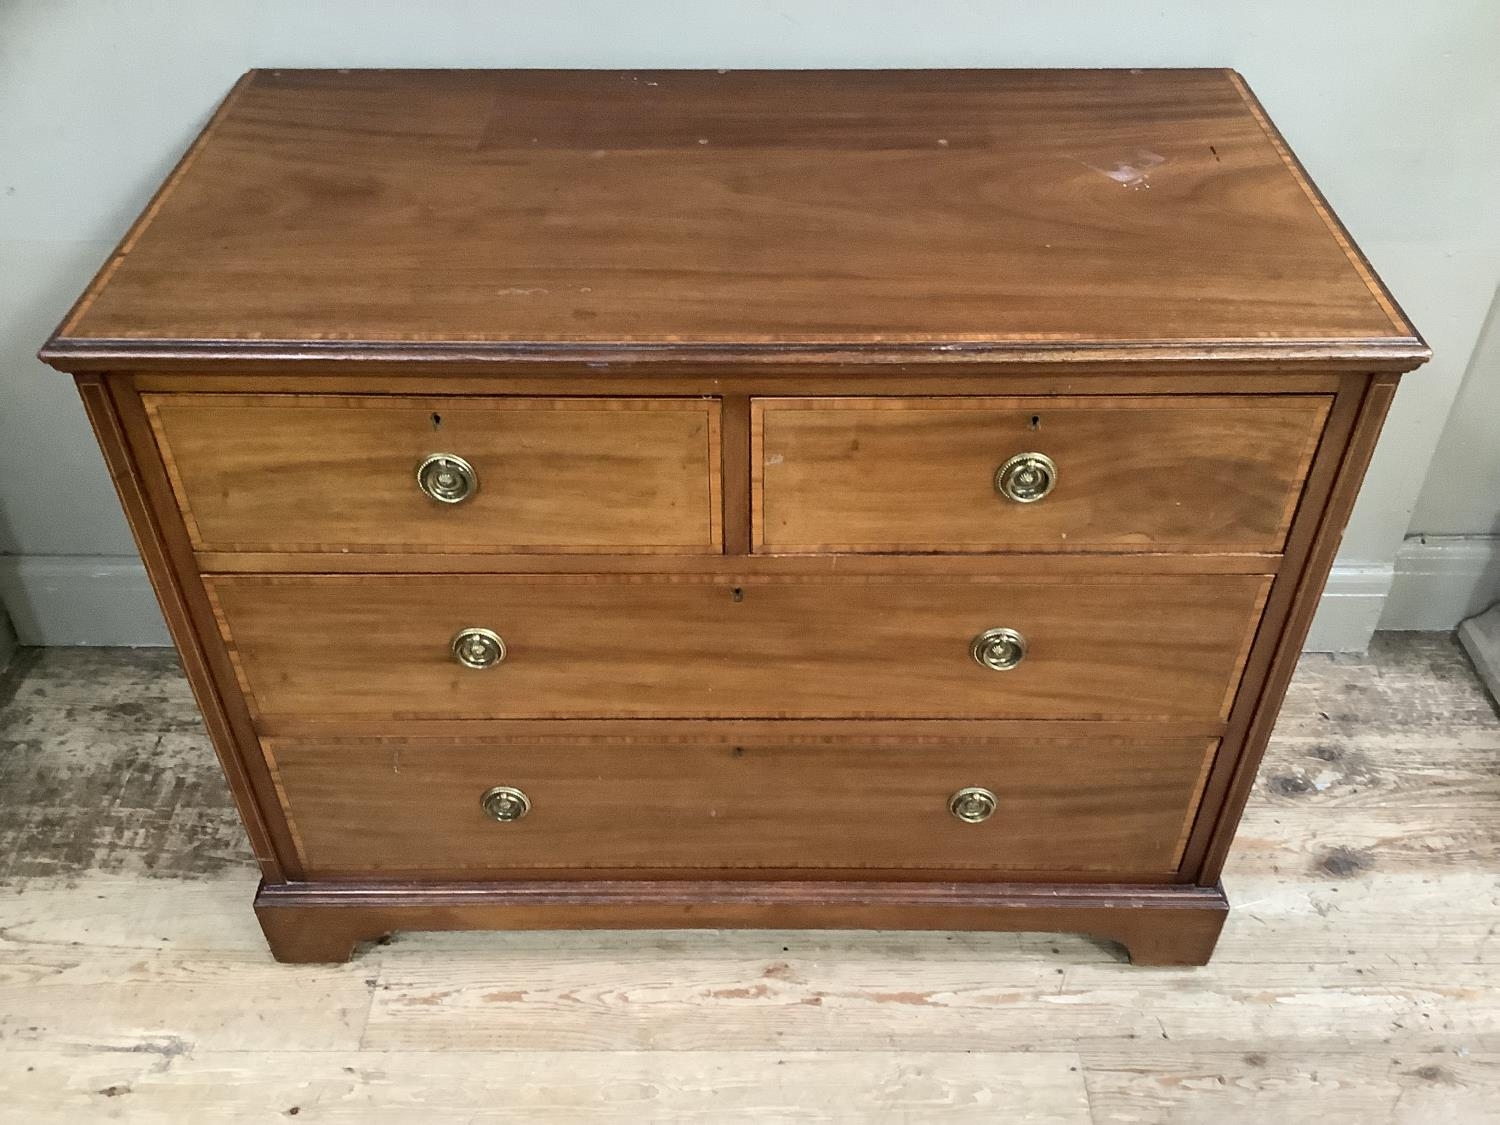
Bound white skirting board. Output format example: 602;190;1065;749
1;546;1496;651
1304;564;1396;653
0;556;170;647
1379;536;1500;632
1307;536;1500;651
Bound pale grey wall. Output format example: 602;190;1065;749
1411;287;1500;539
1377;286;1500;631
2;0;1499;647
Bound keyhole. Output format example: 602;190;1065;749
1029;415;1040;431
431;412;443;430
731;587;744;603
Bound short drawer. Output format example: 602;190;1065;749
753;395;1330;553
264;735;1219;878
208;573;1269;722
145;394;722;553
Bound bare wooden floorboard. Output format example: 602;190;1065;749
1081;1048;1500;1125
0;875;371;1054
0;634;1496;1122
1251;733;1500;809
1279;635;1499;731
0;872;264;954
0;1049;1092;1124
1211;872;1500;965
0;944;372;1054
0;648;245;882
359;938;1500;1053
361;943;1079;1052
1230;804;1500;876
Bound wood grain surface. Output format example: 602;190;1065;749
253;881;1229;968
206;573;1269;723
754;394;1330;552
145;394;722;553
41;69;1426;370
263;735;1217;878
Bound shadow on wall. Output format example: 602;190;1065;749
0;604;17;671
0;499;19;665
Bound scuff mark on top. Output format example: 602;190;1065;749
1077;149;1167;189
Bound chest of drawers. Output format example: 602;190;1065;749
42;68;1428;964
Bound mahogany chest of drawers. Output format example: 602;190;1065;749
42;69;1428;964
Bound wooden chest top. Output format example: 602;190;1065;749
43;68;1424;371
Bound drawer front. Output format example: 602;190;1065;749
265;735;1218;878
753;395;1331;553
145;394;722;553
210;574;1269;722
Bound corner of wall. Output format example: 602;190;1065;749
1458;604;1500;702
1303;563;1396;653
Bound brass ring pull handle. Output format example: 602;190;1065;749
451;627;506;669
480;785;531;822
995;452;1057;503
949;787;998;823
417;453;478;504
971;627;1026;671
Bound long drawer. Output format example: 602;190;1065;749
264;735;1219;878
209;573;1270;722
145;394;723;553
753;395;1330;553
